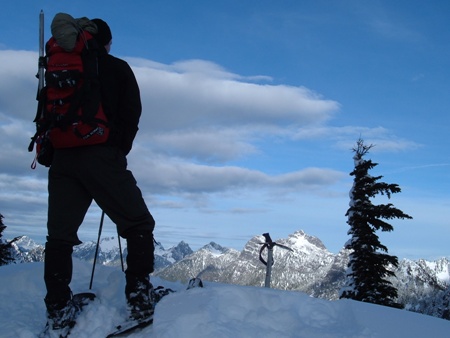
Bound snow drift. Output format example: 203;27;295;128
0;260;449;337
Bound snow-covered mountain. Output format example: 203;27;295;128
7;230;450;321
155;231;352;296
154;230;450;321
156;242;240;283
9;235;193;270
394;258;450;319
155;240;193;269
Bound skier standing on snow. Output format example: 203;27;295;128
43;17;156;332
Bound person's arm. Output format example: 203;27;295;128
118;61;142;155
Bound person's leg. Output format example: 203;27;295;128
77;146;155;318
44;152;92;327
124;228;155;319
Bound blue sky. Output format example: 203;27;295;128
0;1;449;260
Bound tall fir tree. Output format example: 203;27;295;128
339;138;412;308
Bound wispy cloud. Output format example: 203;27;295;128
355;2;424;43
369;18;420;41
291;125;421;152
387;163;450;174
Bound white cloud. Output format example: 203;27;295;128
147;127;258;163
0;50;38;121
128;147;344;196
127;58;273;82
129;57;339;131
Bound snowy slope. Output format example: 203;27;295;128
1;261;449;338
8;233;450;321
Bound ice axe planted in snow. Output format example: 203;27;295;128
259;233;293;288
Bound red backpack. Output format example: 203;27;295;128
29;14;109;168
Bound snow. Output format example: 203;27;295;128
1;260;450;338
286;232;317;253
12;237;38;251
95;237;121;252
425;260;450;283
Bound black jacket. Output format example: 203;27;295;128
97;48;142;155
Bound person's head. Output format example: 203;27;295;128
91;18;112;53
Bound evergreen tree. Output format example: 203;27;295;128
0;214;20;266
339;138;412;308
435;286;450;320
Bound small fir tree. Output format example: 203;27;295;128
339;139;412;308
0;214;20;266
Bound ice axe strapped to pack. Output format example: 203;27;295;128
259;233;293;288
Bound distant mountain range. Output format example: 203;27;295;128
8;230;450;321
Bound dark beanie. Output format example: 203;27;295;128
92;18;112;46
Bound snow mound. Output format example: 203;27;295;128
0;260;449;337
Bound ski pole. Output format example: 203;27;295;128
89;210;105;290
117;229;125;272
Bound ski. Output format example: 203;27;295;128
106;278;203;337
106;316;154;338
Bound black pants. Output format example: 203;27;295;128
44;145;155;303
